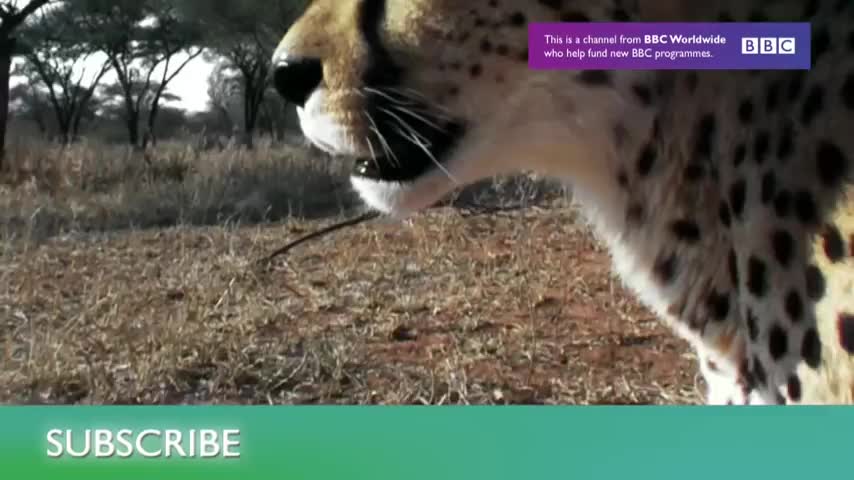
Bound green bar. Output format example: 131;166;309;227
0;407;848;479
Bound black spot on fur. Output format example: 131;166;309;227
812;26;831;65
805;265;826;301
803;0;820;19
561;11;591;22
729;180;747;219
747;256;768;298
769;324;789;361
509;11;527;26
706;291;730;321
637;144;656;176
801;328;822;370
684;164;705;181
774;190;792;218
816;141;848;187
823;225;846;262
785;290;804;323
670;220;701;244
626;203;644;225
706;360;720;373
617;169;629;189
793;190;818;225
738;98;754;124
839;314;854;354
653;253;679;285
772;230;795;268
787;375;802;402
631;83;653;107
695;113;716;157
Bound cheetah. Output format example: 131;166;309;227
272;0;854;405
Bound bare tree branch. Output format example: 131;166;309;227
0;0;52;33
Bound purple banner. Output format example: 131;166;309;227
528;23;811;70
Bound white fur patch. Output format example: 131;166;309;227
349;174;452;217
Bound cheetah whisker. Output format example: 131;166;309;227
364;111;401;168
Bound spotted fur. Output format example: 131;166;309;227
273;0;854;404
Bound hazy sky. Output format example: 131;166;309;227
149;55;216;113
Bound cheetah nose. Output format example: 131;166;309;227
273;56;323;107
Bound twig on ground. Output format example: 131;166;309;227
259;191;549;264
260;211;381;264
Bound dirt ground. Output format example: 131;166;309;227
0;205;703;405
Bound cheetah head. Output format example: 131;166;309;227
273;0;669;216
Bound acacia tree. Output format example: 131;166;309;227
17;5;109;143
179;0;303;148
205;40;270;148
71;0;145;146
206;59;238;132
0;0;52;167
98;79;180;138
72;0;203;147
137;0;204;147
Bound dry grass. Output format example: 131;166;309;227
0;138;357;244
0;139;702;405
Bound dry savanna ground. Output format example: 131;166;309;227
0;139;701;405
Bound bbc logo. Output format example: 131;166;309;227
741;37;796;55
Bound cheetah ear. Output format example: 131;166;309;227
636;0;715;21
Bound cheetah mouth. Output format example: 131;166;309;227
351;118;467;183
